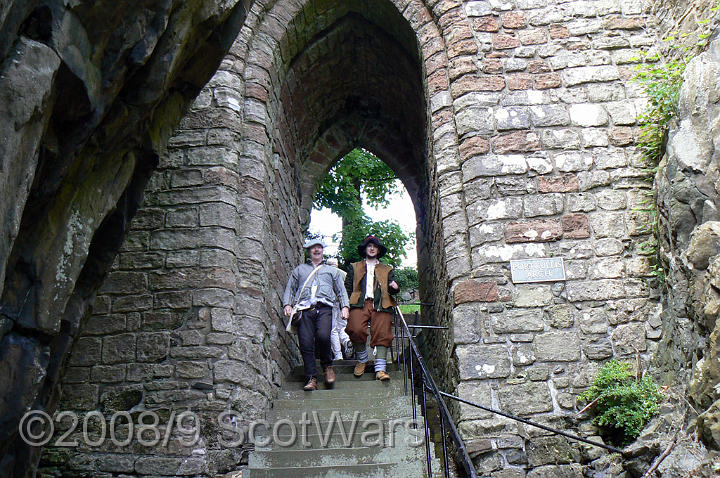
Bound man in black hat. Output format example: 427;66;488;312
345;235;400;381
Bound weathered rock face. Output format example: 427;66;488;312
656;32;720;450
656;32;720;384
0;1;247;475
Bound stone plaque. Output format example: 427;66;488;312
510;258;566;283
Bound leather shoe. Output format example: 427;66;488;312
303;377;318;391
324;366;336;384
354;361;367;377
375;370;391;381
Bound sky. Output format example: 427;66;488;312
309;182;418;268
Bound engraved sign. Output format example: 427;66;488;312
510;258;566;283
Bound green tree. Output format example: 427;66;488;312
314;148;411;268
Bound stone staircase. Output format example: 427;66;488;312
245;361;443;477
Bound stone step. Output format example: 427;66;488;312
245;460;437;478
270;395;411;411
285;368;404;383
266;400;414;422
252;425;426;450
279;378;408;395
248;445;428;469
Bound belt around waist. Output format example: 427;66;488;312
308;303;331;310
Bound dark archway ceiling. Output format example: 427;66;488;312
271;2;426;201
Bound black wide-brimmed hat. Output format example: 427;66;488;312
357;235;387;258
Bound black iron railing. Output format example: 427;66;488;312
393;306;477;478
392;306;623;478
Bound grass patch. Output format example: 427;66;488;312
398;304;421;314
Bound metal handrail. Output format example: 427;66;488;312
392;306;624;478
394;307;477;478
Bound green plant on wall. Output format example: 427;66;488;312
580;360;662;446
630;14;717;285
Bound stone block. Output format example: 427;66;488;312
453;305;483;344
473;243;549;264
459;136;491;162
566;280;626;301
493;309;545;334
454;280;499;304
535;73;562;89
102;272;148;295
514;285;553;307
470;223;505;246
457;344;511;380
136;332;170;362
505;220;563;243
470;198;524;223
492;131;541;153
554;152;593;172
495;107;531;130
457;381;494;420
594;238;624;256
534;331;581;361
578;309;609;334
465;1;493;16
474;16;501;32
102;334;135;364
563;66;619;86
526;464;583;478
561;214;590;239
91;365;126;383
62;383;99;410
464;154;528;179
97;454;136;473
582;128;609;147
498;382;553;415
547;305;574;328
214;360;257;387
176;361;209;379
589;211;626;238
526;437;581;467
541;129;582;150
524;194;564;217
612;322;646;355
513;343;536;365
494;177;535;196
456;106;495;136
529;105;571;128
589;257;625;279
508;73;534;90
83;315;127;336
538;175;578;193
567;193;596;212
527;155;554;174
569;104;609;127
583;337;614;359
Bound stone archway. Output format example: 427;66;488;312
42;0;466;475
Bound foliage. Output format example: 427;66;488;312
580;360;662;446
398;303;421;314
394;267;419;293
633;54;688;165
314;148;412;268
314;148;398;220
336;216;410;269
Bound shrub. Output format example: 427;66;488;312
580;360;662;446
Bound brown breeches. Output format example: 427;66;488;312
345;299;394;348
